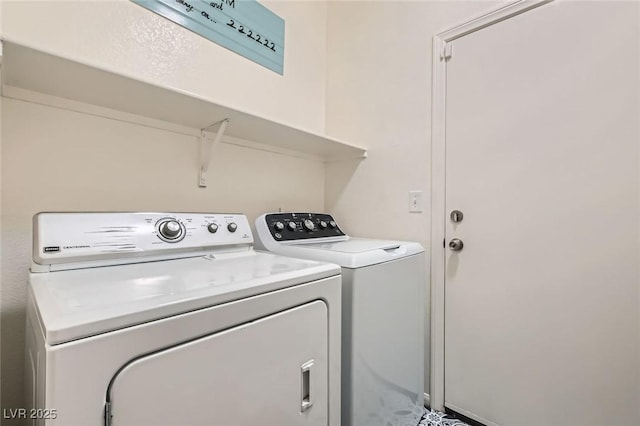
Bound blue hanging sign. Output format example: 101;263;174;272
132;0;285;74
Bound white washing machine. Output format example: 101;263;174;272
25;212;342;426
255;212;426;426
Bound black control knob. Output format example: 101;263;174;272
287;222;297;231
227;222;238;233
303;219;315;231
319;221;328;229
207;223;219;233
160;220;182;239
274;221;285;231
329;220;337;228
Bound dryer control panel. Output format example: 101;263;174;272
262;213;345;242
32;212;253;271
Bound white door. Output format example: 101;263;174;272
108;301;328;426
444;2;639;425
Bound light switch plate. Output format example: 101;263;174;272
409;191;423;213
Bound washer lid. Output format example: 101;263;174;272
298;239;405;253
28;251;340;345
284;238;425;268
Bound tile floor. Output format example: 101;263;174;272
419;408;470;426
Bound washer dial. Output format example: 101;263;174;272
303;219;315;231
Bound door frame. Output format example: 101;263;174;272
429;0;553;412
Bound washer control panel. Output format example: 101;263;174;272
264;213;345;242
33;212;253;269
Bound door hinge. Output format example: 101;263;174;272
441;42;453;61
104;402;112;426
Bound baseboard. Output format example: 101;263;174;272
445;403;497;426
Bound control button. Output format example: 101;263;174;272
160;220;182;239
303;219;315;231
227;222;238;233
319;221;328;229
329;220;337;228
207;223;219;233
273;221;285;231
275;233;282;239
287;222;297;231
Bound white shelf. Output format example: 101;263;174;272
0;41;367;161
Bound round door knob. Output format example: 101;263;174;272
273;221;285;231
303;219;315;231
160;220;182;239
319;221;328;229
227;222;238;233
449;238;464;251
207;223;218;233
287;222;297;231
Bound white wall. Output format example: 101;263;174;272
325;0;504;400
1;97;325;414
1;0;327;133
0;0;328;413
0;0;514;414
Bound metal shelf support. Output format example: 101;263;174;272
199;118;229;187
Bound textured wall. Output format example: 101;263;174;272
0;0;328;414
1;0;327;134
325;0;504;399
1;0;519;416
1;98;325;415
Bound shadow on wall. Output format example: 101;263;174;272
324;159;363;213
1;296;27;421
1;308;27;416
1;217;32;419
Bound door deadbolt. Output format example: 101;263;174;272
450;210;464;223
449;238;464;251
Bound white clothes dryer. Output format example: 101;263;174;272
255;212;426;426
25;212;341;426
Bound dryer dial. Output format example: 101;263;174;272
158;220;185;242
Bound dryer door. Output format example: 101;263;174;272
107;300;328;426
